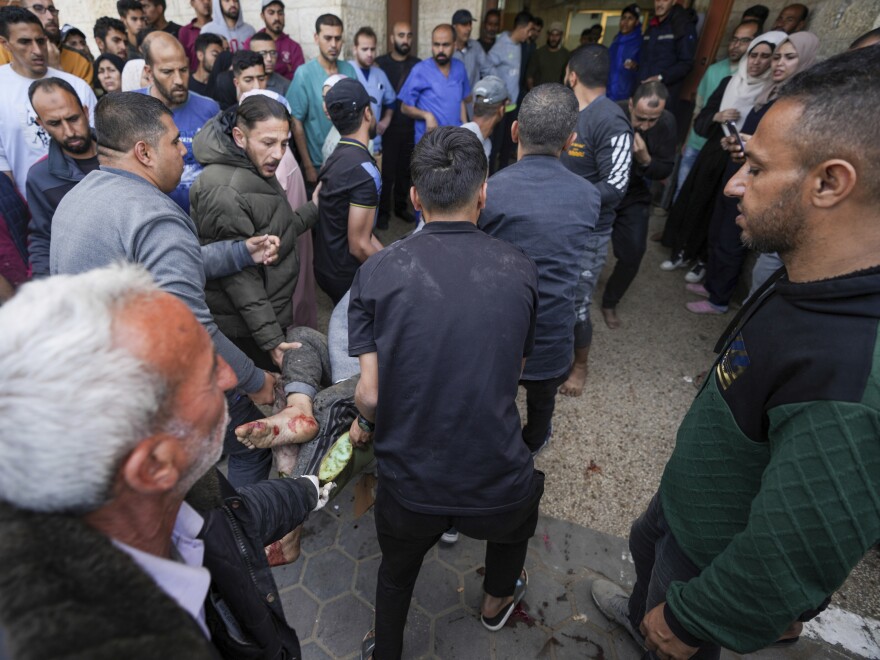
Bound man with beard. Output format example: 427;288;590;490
314;78;382;304
0;0;93;83
137;31;219;212
286;14;356;188
452;9;491;118
26;77;99;278
191;93;317;373
376;20;419;226
140;0;181;38
179;0;212;72
93;16;130;61
349;27;395;157
772;3;809;34
479;8;501;54
0;7;96;200
638;0;697;115
526;21;569;87
592;46;880;659
189;32;222;96
0;263;333;658
246;0;304;81
200;0;254;53
399;24;470;146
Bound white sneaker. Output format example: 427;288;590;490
685;261;706;283
441;529;459;544
660;252;688;271
590;579;646;648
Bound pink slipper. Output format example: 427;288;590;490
686;300;727;315
685;283;709;298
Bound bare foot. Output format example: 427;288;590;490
601;307;621;330
235;396;319;449
265;524;302;566
559;362;588;397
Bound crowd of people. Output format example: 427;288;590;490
0;1;879;659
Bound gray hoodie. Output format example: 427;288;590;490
199;0;255;52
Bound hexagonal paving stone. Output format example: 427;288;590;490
462;566;485;612
315;594;374;658
337;515;381;560
354;554;381;603
553;619;625;660
401;604;432;658
436;533;485;573
271;557;304;592
412;559;461;614
493;618;556;659
301;548;356;601
433;609;491;659
280;586;320;642
299;508;341;556
522;567;574;628
298;642;334;659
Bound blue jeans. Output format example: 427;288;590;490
223;391;273;488
627;493;720;659
574;228;613;348
673;145;701;204
747;252;783;300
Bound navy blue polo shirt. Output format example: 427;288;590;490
348;221;539;515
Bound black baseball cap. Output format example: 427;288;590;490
452;9;476;25
324;78;377;123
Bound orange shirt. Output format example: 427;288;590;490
0;44;93;84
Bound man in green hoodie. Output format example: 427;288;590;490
592;46;880;659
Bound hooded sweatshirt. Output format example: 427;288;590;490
199;0;255;52
190;108;318;351
658;267;880;653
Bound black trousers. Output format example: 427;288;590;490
379;127;414;218
373;472;544;659
520;374;567;452
704;176;746;308
602;202;650;309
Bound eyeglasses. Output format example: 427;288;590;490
28;4;59;15
257;50;278;58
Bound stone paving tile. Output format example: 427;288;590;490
271;554;304;591
433;610;491;659
569;575;622;634
336;513;381;561
315;593;374;658
413;558;462;615
401;605;432;658
435;534;484;573
552;619;629;660
299;508;341;556
353;554;381;603
280;586;319;642
301;548;356;601
493;618;555;658
524;566;574;628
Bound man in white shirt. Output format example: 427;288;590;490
0;6;96;199
461;74;507;161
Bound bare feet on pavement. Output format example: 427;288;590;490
235;394;319;449
559;362;588;397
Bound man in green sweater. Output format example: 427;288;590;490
592;46;880;659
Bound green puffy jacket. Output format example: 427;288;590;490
191;108;317;351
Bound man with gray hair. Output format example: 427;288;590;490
0;264;332;657
51;91;283;488
479;82;601;456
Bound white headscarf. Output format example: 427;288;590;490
720;31;788;130
121;59;146;92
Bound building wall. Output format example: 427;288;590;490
416;0;483;60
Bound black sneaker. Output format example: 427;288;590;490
481;569;528;631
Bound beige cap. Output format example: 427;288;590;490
549;22;564;33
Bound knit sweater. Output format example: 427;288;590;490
659;266;880;652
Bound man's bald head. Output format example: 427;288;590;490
142;29;185;66
773;4;808;33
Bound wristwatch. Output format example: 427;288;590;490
357;414;376;433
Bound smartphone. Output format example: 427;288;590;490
724;120;746;153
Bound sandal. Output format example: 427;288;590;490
481;569;528;631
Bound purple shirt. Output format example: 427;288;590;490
245;30;304;80
178;19;201;72
398;58;471;145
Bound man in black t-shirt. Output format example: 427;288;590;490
375;21;420;226
348;126;543;659
314;78;383;304
25;78;100;278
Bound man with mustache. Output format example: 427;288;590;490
245;0;303;81
399;24;470;146
375;20;419;227
199;0;254;53
26;77;99;278
286;13;356;189
0;7;96;200
136;31;219;212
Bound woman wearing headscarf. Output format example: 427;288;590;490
607;4;642;101
93;53;125;96
121;58;147;92
659;31;787;281
688;32;820;314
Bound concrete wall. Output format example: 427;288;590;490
59;0;386;64
416;0;483;60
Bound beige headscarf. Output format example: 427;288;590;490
754;31;820;110
719;31;788;130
